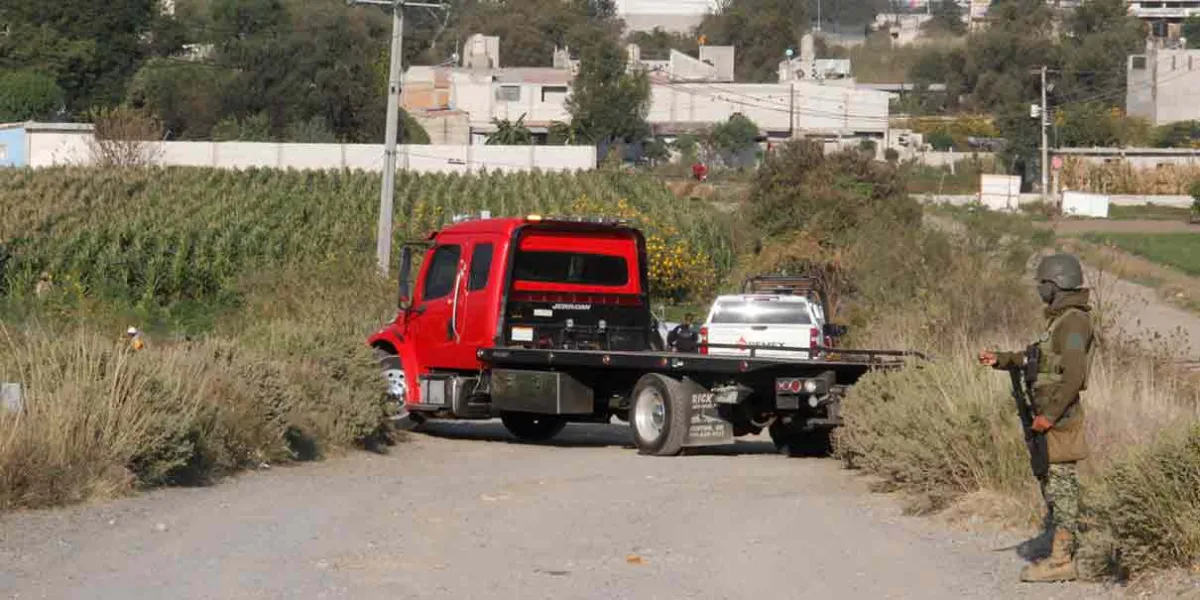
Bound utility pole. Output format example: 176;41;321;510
349;0;447;278
790;82;795;139
1040;65;1049;203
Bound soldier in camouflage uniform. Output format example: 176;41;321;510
979;253;1095;583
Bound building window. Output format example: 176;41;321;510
495;85;520;102
541;86;568;102
1132;55;1147;70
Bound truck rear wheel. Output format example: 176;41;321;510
500;412;567;443
630;373;689;456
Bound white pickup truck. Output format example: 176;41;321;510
700;292;829;360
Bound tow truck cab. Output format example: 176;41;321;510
367;214;660;409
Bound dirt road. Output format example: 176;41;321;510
2;422;1125;600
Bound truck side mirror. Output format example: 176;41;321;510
397;246;414;310
823;323;847;338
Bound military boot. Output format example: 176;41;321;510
1020;529;1078;582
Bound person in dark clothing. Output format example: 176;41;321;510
668;312;700;353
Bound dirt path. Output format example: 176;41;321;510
0;422;1136;600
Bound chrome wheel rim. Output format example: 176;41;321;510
634;388;666;442
383;367;406;401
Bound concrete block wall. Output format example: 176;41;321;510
22;138;597;173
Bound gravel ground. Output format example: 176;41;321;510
0;422;1139;600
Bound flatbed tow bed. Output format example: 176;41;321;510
479;345;921;379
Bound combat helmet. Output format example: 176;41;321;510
1035;253;1084;290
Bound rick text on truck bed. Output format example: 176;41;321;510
366;214;921;456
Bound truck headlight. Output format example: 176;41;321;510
803;380;818;393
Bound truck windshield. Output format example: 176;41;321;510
709;299;813;325
513;250;629;287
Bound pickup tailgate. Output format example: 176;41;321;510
704;297;816;359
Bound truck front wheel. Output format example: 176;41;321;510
630;374;689;456
500;412;567;443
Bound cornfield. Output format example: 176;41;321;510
1060;156;1200;195
0;166;736;307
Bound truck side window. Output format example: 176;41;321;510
422;244;461;301
468;243;494;291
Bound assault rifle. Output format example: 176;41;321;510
1009;343;1049;479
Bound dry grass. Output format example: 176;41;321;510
0;261;400;511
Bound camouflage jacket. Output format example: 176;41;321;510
994;289;1095;461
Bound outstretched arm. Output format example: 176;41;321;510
979;350;1025;370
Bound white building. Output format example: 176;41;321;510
402;34;891;145
1126;48;1200;126
1126;0;1200;40
0;122;94;168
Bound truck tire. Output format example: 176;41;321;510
630;373;690;457
500;412;567;443
768;421;833;458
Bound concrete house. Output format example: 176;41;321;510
1126;47;1200;126
401;34;892;146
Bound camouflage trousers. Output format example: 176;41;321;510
1038;462;1081;535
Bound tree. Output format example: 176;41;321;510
749;139;917;243
1055;102;1121;147
0;0;177;112
203;0;394;142
564;37;652;145
1185;16;1200;48
626;28;699;60
922;0;967;36
86;105;165;167
696;0;808;83
127;59;229;139
706;113;760;167
0;70;65;122
1058;0;1145;108
939;0;1058;183
486;114;535;145
451;0;623;68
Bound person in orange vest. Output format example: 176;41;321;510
126;327;146;351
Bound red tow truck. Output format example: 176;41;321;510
367;214;920;456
